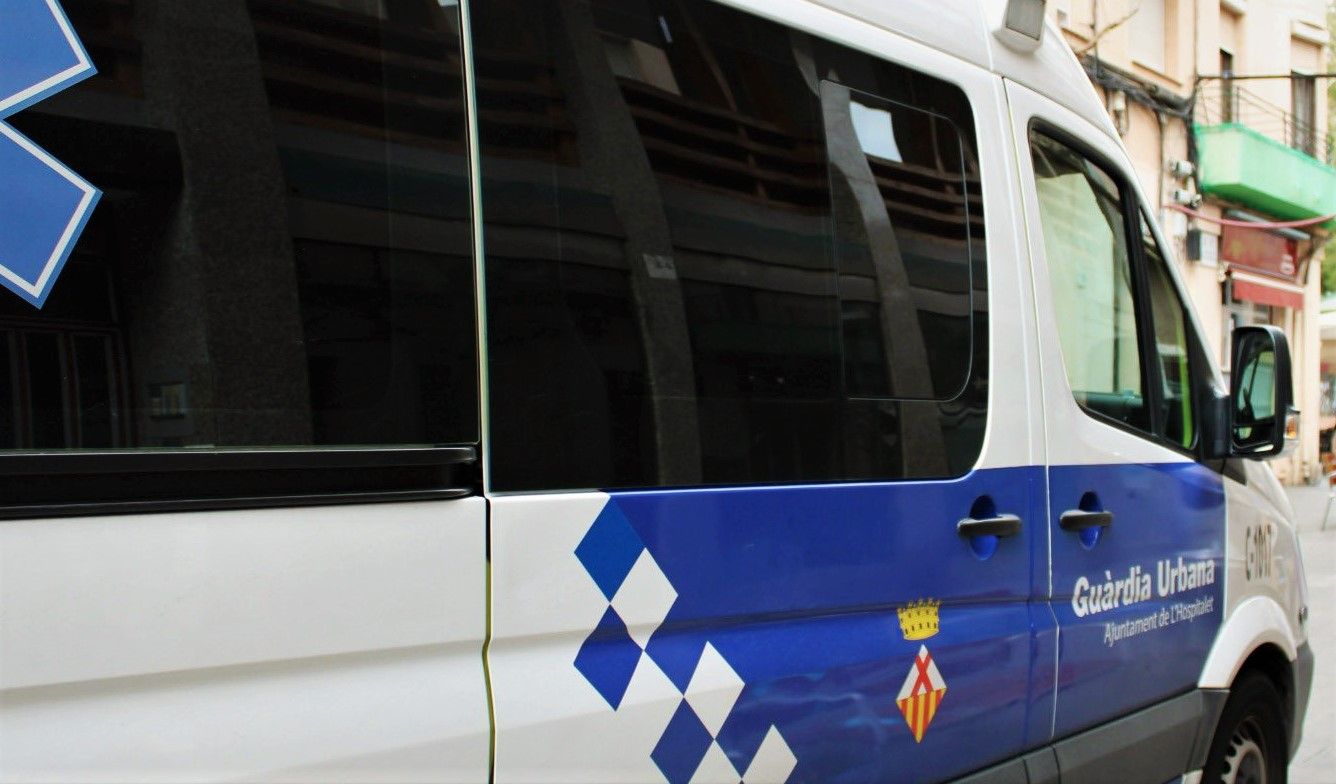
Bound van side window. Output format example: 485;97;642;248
1030;133;1149;433
475;0;988;492
0;2;479;510
1142;214;1198;449
2;1;478;452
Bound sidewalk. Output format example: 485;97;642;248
1285;484;1334;784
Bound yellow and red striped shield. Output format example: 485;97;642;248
896;644;947;742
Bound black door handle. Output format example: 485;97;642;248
957;514;1022;538
1059;510;1114;532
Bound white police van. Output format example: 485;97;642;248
0;0;1311;782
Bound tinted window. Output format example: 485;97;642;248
826;84;976;401
4;1;477;450
476;0;987;492
1031;133;1148;433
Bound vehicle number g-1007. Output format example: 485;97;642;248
1245;523;1275;582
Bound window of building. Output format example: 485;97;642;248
1051;0;1072;29
1131;0;1167;72
1031;133;1148;433
475;0;988;492
1219;6;1241;56
1054;0;1096;34
2;0;478;509
1220;50;1235;122
1217;6;1242;124
1291;71;1317;156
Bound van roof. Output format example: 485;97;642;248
808;0;1118;139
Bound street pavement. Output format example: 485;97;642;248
1286;483;1334;784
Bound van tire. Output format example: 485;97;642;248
1202;672;1288;784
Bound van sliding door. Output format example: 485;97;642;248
1008;80;1227;778
477;1;1047;781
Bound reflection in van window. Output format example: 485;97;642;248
849;101;903;162
1238;350;1277;420
824;84;976;403
1030;133;1149;433
476;0;988;492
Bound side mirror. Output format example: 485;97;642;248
1229;325;1294;459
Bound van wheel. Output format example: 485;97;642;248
1203;672;1287;784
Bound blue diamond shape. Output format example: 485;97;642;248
0;0;100;309
0;0;94;118
645;626;710;693
0;125;99;307
651;701;714;784
574;607;643;709
574;500;644;600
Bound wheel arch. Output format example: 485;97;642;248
1199;595;1297;690
1199;596;1300;757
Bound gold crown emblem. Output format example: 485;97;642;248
897;599;941;641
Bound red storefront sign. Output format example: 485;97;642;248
1221;224;1304;310
1231;277;1304;309
1221;224;1299;279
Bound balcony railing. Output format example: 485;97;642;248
1195;80;1331;165
1193;79;1336;221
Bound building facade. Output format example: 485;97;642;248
1052;0;1336;483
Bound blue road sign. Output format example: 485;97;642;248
0;0;101;308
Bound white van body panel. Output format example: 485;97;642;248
805;0;991;68
1220;461;1309;648
488;492;678;784
0;500;489;782
1199;595;1299;689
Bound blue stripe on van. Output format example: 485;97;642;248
573;462;1223;783
1047;461;1226;736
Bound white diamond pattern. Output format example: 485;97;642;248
689;740;742;784
743;726;798;784
578;510;802;783
610;549;678;649
684;643;746;737
622;652;685;713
